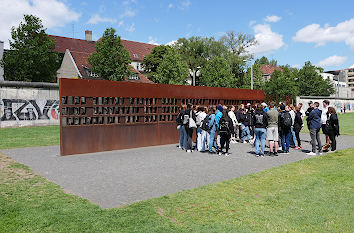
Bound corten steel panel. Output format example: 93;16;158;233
59;78;265;156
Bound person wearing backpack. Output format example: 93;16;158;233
176;104;187;150
196;106;207;152
279;105;292;154
306;102;322;155
207;107;218;154
266;102;279;156
253;104;268;157
184;103;196;153
218;110;234;156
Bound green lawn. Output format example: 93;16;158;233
301;112;354;135
0;125;59;149
1;148;353;232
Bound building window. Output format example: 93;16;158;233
128;74;140;80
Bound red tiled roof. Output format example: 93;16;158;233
259;64;282;75
49;35;96;54
50;35;157;62
68;50;153;83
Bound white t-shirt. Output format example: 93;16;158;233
300;109;306;118
321;106;329;124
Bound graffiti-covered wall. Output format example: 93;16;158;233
297;96;354;114
0;84;59;128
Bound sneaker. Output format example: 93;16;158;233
224;153;230;157
306;152;316;156
218;152;223;156
243;141;248;144
273;152;278;156
255;154;260;157
294;146;300;150
318;152;323;155
186;150;192;153
260;154;265;157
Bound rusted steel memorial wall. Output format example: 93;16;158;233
59;78;265;155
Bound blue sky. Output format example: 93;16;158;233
1;0;354;71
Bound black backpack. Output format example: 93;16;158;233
282;112;292;128
201;115;210;131
176;111;183;125
219;117;230;134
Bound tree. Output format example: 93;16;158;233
0;14;60;82
156;48;189;85
141;45;170;82
199;56;235;88
296;61;335;96
88;28;132;81
219;31;256;88
219;31;257;56
173;36;227;85
264;69;298;96
254;56;278;66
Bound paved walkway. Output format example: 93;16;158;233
2;133;354;208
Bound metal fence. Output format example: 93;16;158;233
59;78;265;155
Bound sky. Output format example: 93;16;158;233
1;0;354;71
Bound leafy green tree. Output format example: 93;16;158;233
141;45;170;82
219;31;256;88
156;48;189;85
0;14;60;82
265;69;298;96
296;61;335;96
173;36;227;85
254;56;278;66
88;28;132;81
199;56;234;88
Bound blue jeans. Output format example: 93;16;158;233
290;127;296;147
208;130;218;152
254;128;266;155
177;125;187;149
241;124;251;142
281;130;291;152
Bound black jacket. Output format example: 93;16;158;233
236;109;243;122
253;110;268;128
293;112;303;133
326;113;340;136
184;108;196;128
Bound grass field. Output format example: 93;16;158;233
0;125;59;149
301;112;354;135
0;148;353;232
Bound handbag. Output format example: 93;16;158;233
188;110;197;129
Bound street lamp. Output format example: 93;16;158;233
244;59;253;90
192;66;201;86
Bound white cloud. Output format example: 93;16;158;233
120;8;136;18
291;64;300;68
118;21;124;27
166;40;177;46
316;55;347;68
249;20;256;27
247;23;285;55
350;64;354;68
293;18;354;51
148;36;159;45
87;14;116;25
126;23;135;32
264;15;281;23
0;0;80;48
168;3;174;9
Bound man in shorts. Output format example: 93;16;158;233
266;101;279;156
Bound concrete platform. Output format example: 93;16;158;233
2;133;353;208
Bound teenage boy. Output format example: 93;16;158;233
321;100;331;146
266;102;279;156
306;102;322;155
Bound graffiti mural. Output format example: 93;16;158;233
0;99;59;122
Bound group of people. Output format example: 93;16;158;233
176;99;340;157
